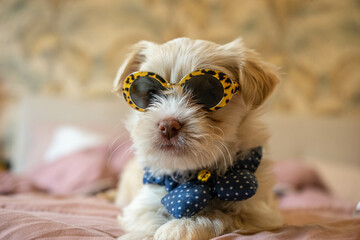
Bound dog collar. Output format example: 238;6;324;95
143;146;262;219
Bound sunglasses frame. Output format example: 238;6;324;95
122;69;239;112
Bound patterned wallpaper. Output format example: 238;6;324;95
0;0;359;118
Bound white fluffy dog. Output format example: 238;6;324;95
113;38;283;240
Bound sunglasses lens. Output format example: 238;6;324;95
129;76;166;109
183;74;224;110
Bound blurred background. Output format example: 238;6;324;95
0;1;359;199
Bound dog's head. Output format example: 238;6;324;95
113;38;279;174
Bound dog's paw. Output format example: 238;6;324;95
154;218;215;240
118;232;153;240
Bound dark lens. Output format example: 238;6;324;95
183;75;224;110
130;76;166;109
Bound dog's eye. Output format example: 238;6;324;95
183;74;224;110
129;76;166;109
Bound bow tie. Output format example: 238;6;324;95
143;146;262;219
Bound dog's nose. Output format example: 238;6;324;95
158;118;181;140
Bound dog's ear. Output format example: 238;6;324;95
112;41;153;95
222;38;280;109
240;49;280;108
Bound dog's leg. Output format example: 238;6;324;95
118;185;170;240
231;199;283;234
153;199;282;240
229;159;283;234
115;158;143;207
154;210;232;240
117;232;154;240
226;160;283;234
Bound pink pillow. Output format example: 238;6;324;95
273;161;329;192
26;137;133;194
0;171;40;194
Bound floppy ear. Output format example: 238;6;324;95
239;49;280;109
112;41;153;95
222;38;280;109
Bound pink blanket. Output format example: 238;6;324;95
1;158;359;239
0;193;359;240
0;194;123;239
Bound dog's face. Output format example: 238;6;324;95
113;38;279;174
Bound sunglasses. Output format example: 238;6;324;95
122;69;239;112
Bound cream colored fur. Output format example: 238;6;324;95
113;38;283;240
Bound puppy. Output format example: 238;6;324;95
113;38;283;240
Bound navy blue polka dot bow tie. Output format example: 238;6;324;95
143;146;262;219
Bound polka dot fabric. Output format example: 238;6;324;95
234;147;262;172
161;181;214;218
143;172;179;192
143;146;262;219
214;169;257;201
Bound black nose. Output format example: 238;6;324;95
158;118;181;140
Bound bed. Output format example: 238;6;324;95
1;96;359;239
1;160;359;240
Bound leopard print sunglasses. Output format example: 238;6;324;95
122;69;240;112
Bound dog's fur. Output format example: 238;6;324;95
113;38;283;240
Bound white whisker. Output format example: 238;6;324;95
108;138;133;163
